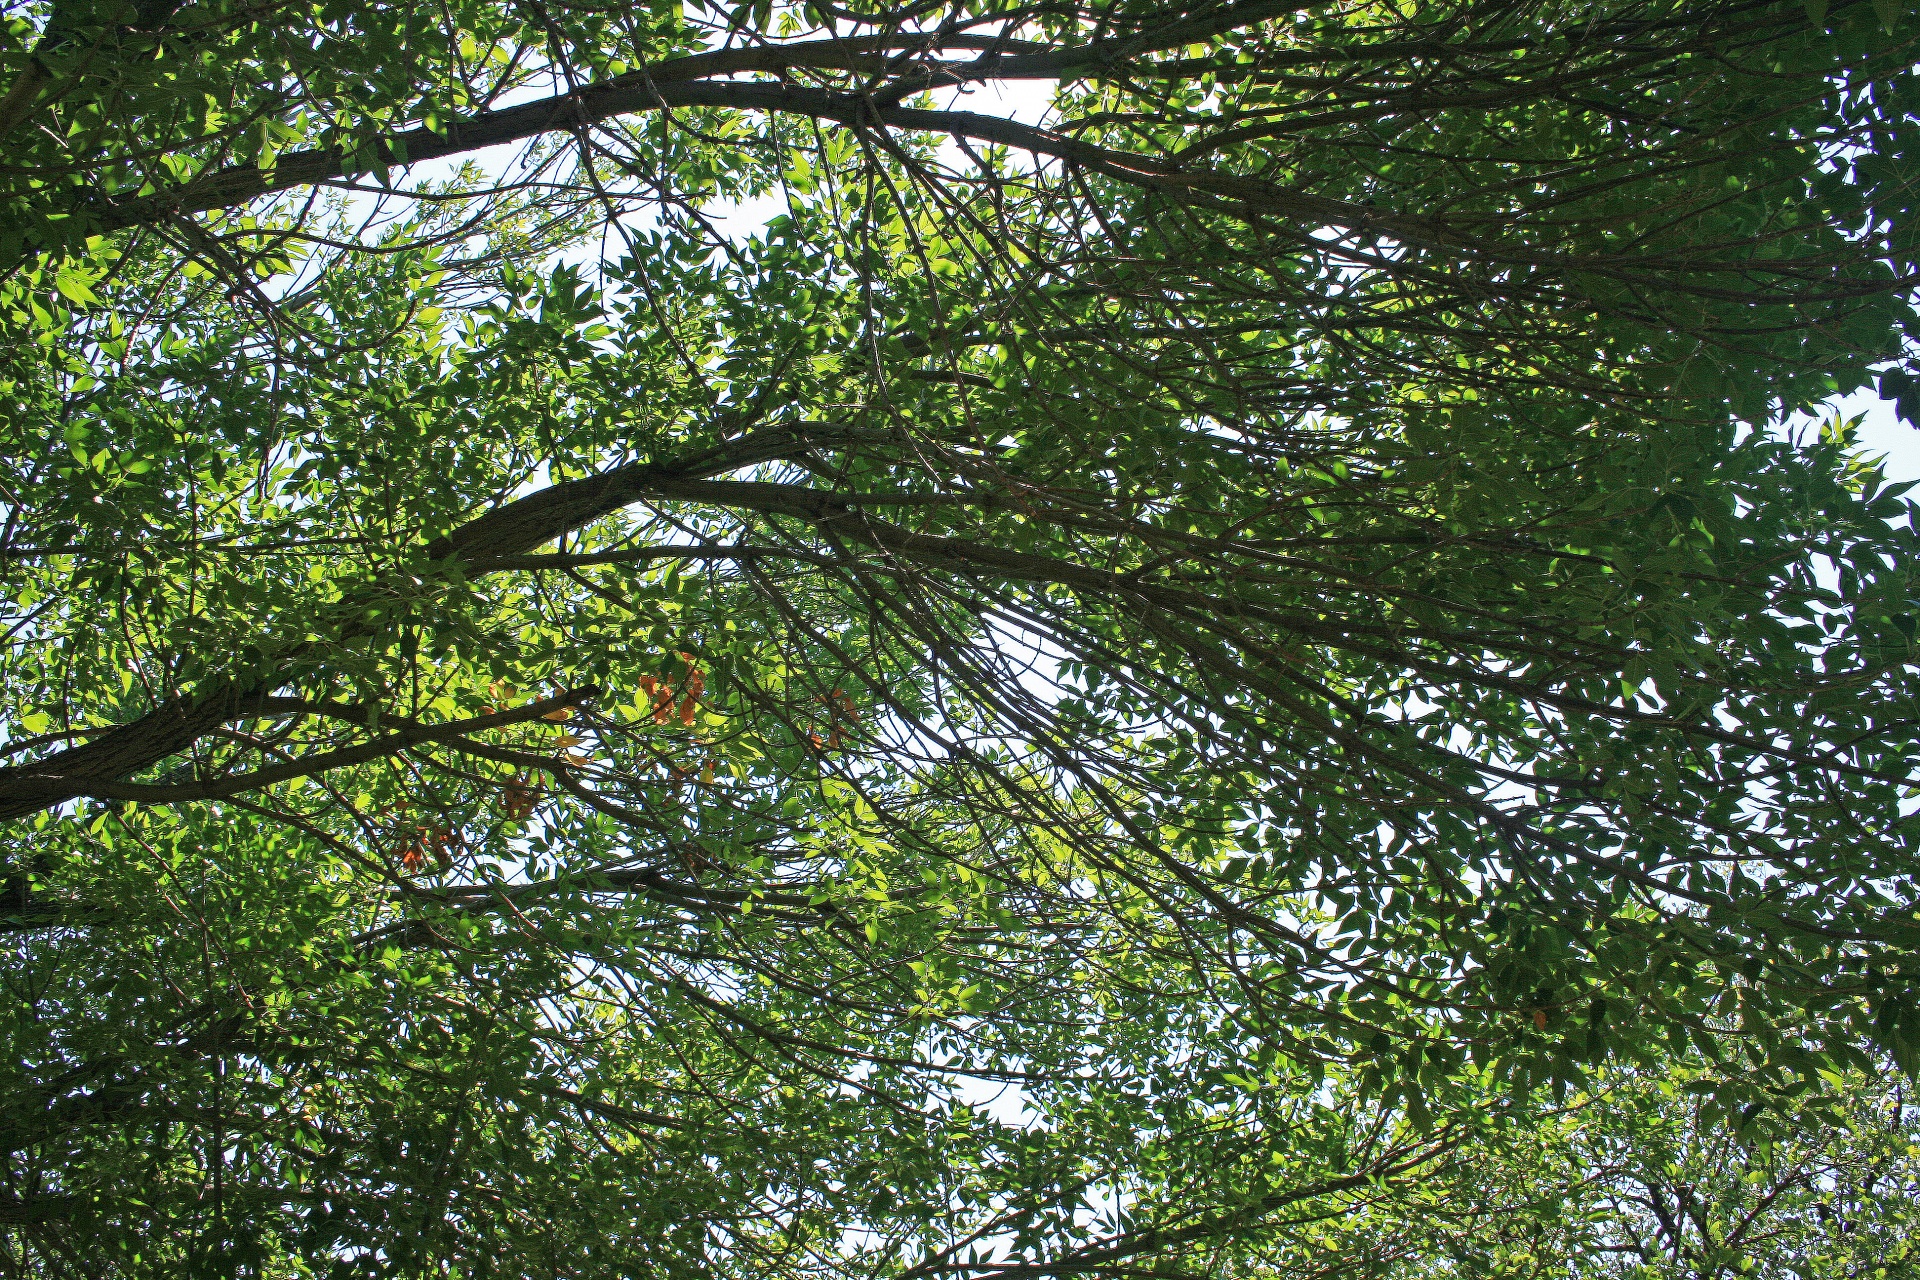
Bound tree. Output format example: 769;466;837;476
1258;1064;1920;1280
1;0;1918;1272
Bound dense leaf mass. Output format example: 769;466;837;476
1;0;1919;1273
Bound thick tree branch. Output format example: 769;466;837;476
6;687;593;807
8;444;1904;823
0;424;806;819
78;76;1437;247
56;0;1847;292
471;544;847;572
0;0;187;138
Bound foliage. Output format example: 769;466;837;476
1265;1066;1920;1280
1;0;1919;1273
1159;1066;1920;1280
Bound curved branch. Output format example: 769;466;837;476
62;685;598;804
0;423;808;819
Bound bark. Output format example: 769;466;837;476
6;456;1895;827
56;0;1809;284
0;428;805;819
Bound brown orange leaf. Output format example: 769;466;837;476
502;774;539;820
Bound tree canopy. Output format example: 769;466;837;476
2;0;1920;1274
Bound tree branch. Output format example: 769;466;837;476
0;423;807;819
